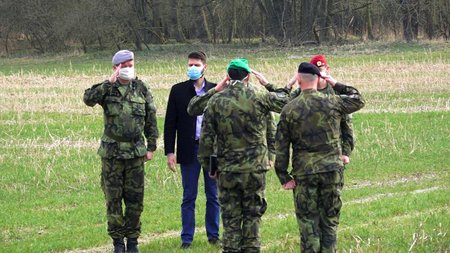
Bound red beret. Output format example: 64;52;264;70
310;55;327;67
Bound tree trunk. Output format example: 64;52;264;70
401;0;419;42
81;39;88;53
172;0;185;42
201;6;212;42
299;0;319;42
422;0;431;39
227;0;237;43
366;4;374;40
97;36;104;50
260;11;266;43
132;0;152;43
4;28;11;55
256;0;283;42
206;5;217;44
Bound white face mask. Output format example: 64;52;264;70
118;67;135;81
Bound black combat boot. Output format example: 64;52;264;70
126;237;140;253
113;238;125;253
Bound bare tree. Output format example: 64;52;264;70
1;0;450;54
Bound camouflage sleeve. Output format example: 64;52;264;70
83;81;109;107
274;109;293;185
260;89;289;113
290;88;301;101
264;83;277;92
341;114;354;156
334;83;365;114
187;88;217;116
198;100;216;171
144;84;159;152
264;83;292;95
266;112;276;161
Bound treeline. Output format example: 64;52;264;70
1;0;449;54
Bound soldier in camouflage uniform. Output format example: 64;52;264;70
187;71;290;166
198;59;289;253
286;55;355;165
275;62;365;253
83;50;159;253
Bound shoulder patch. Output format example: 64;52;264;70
276;92;287;98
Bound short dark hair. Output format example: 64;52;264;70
188;51;207;63
228;68;249;80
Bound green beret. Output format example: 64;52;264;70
227;58;251;73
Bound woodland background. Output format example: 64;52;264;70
1;0;449;55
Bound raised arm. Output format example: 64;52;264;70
334;83;365;114
83;81;110;107
187;76;229;116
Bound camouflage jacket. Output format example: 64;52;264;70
198;81;289;173
188;83;288;161
83;79;159;159
275;83;364;184
285;83;354;156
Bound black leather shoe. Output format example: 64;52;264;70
208;237;221;246
113;238;125;253
126;238;140;253
180;242;192;249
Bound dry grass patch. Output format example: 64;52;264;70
1;58;449;115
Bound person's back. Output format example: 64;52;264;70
199;58;288;253
275;62;364;252
284;90;344;176
208;81;270;172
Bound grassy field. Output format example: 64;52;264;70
0;41;449;252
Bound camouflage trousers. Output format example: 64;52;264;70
293;169;344;253
101;157;145;239
218;171;267;253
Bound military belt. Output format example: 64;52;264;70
105;130;140;143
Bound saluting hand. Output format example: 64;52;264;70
215;75;230;92
321;73;337;86
286;72;298;90
109;64;122;84
251;69;269;86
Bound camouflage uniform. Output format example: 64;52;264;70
188;84;286;163
275;83;364;253
289;84;354;157
83;79;159;240
198;80;288;252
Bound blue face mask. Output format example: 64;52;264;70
187;66;203;80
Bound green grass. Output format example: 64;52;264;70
1;41;449;252
0;111;448;252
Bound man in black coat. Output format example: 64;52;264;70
164;51;220;249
